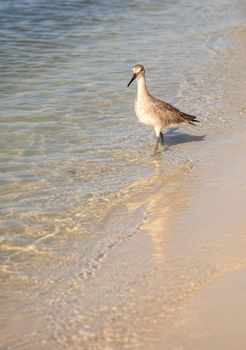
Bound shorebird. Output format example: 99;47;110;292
127;64;199;150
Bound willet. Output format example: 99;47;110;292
127;64;199;150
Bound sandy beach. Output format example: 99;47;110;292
162;127;246;349
182;267;246;350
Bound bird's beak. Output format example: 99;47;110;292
127;73;137;87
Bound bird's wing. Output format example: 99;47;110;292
149;96;185;123
149;96;199;125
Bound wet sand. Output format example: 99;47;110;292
182;268;246;350
164;127;246;349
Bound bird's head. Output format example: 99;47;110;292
127;64;145;87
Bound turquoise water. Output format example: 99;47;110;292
1;1;246;349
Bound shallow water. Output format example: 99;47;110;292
1;0;246;349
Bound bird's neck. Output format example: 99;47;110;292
136;76;149;100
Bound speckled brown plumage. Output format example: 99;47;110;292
127;64;199;150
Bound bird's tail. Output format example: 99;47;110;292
181;112;200;126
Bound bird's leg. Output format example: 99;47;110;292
154;128;164;152
159;132;164;145
155;137;159;151
155;134;164;152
